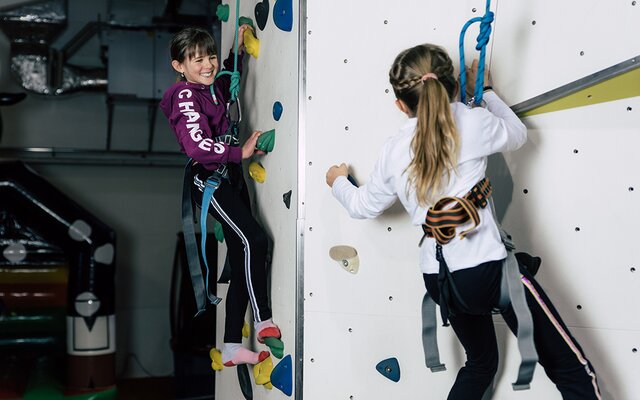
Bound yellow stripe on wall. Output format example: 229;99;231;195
520;68;640;117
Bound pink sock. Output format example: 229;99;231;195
255;319;281;342
222;343;269;366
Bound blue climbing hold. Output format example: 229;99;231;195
271;354;293;396
273;101;283;121
347;174;359;187
376;357;401;383
273;0;293;32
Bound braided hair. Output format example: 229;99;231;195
389;44;459;207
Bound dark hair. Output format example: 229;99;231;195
170;27;218;62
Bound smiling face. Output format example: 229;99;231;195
172;48;219;86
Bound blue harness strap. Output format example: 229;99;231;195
182;160;222;316
199;173;223;305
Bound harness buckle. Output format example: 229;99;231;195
204;175;221;190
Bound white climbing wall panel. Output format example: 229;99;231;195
216;0;639;399
215;0;299;399
303;1;639;400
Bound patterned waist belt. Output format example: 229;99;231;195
421;178;493;245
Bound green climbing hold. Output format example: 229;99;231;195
216;4;229;22
239;16;255;30
213;220;224;243
257;129;276;153
264;336;285;359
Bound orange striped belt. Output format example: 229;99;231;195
421;178;492;245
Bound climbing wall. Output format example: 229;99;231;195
214;0;638;399
215;0;299;398
303;1;639;400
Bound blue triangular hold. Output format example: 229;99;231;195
271;354;293;396
273;0;293;32
376;357;401;383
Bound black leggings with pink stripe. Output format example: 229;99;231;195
424;256;601;400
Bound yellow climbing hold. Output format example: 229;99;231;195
242;321;250;338
253;355;274;388
210;348;224;371
244;29;260;59
249;161;266;183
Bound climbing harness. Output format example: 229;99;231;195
420;178;539;391
459;0;494;106
420;177;492;245
181;161;223;315
181;99;242;315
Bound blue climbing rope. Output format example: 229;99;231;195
214;0;241;102
459;0;494;106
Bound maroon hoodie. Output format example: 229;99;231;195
159;50;244;171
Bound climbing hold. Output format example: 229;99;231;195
213;219;225;243
283;190;292;209
244;29;260;59
273;101;283;121
237;364;254;400
242;321;250;338
216;4;230;22
273;0;293;32
347;174;359;187
253;355;274;387
329;245;359;274
376;357;401;382
271;355;293;396
210;348;224;371
257;129;276;153
255;0;269;31
249;162;266;183
239;16;255;30
264;336;285;359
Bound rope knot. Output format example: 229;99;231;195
476;11;494;49
229;70;241;102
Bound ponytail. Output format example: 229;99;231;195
389;44;459;207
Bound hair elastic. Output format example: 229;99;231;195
421;73;438;82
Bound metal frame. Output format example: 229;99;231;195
511;55;639;115
295;0;307;399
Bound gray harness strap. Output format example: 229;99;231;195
421;292;447;372
420;196;538;391
498;229;538;390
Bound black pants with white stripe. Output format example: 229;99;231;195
192;170;272;343
424;257;601;400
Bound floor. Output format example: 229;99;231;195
116;377;175;400
117;376;215;400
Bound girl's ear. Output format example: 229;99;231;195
171;60;183;74
395;99;411;116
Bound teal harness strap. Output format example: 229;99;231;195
459;0;494;106
182;161;222;316
200;173;223;306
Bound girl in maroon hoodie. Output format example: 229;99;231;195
160;27;280;367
